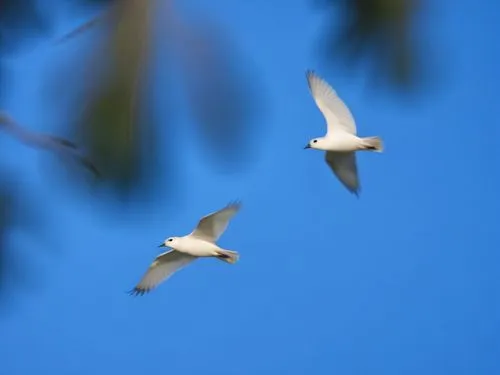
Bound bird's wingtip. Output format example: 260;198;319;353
227;200;242;210
127;287;150;297
306;69;320;80
305;70;319;90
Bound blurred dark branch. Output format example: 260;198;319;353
0;111;100;177
55;11;109;45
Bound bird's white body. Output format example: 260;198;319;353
310;133;364;153
130;202;241;295
167;236;228;257
304;70;383;195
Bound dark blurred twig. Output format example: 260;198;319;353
0;111;100;177
55;12;109;45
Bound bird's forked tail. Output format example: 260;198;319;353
215;250;239;264
360;136;383;152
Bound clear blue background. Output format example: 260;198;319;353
1;0;499;374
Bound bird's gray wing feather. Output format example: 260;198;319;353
325;151;360;196
306;70;356;135
190;201;241;242
129;250;196;295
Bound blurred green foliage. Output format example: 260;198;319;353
0;0;418;305
317;0;418;87
0;0;48;54
59;0;262;199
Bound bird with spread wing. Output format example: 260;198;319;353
129;202;241;296
303;71;383;196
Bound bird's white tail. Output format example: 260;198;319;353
215;250;239;264
360;136;383;152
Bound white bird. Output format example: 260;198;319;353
303;70;383;196
129;202;241;295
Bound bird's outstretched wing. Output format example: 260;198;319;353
129;250;196;296
305;70;356;135
325;151;360;196
190;201;241;243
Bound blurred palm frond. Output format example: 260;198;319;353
169;15;262;168
55;0;261;199
0;0;422;307
68;0;155;197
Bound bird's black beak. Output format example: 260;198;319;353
158;243;166;247
304;144;311;149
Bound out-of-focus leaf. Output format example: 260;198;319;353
0;0;49;53
171;17;261;168
64;0;158;199
316;0;419;87
56;0;262;201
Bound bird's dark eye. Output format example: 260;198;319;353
313;140;318;143
168;239;173;242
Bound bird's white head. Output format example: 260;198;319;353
304;137;328;151
159;237;181;249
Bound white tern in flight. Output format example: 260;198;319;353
129;202;241;295
304;70;383;195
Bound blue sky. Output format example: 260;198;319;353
1;0;499;374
